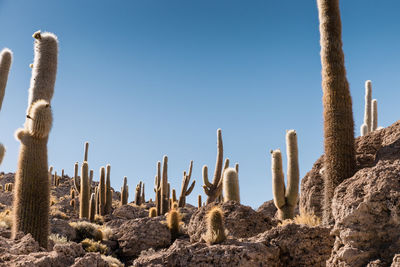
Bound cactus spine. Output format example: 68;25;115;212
105;164;112;214
89;193;95;222
12;32;58;249
223;168;240;203
0;48;12;165
160;156;169;215
204;207;226;244
203;129;225;204
178;161;196;207
99;166;106;215
79;162;90;219
271;130;299;220
317;0;356;225
121;176;129;205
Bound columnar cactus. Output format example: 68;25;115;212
105;164;112;214
167;209;181;241
94;186;99;214
84;141;89;162
372;99;378;131
79;162;90;219
204;207;226;244
198;195;202;208
99;166;106;216
0;48;12;165
154;173;161;215
135;182;142;205
222;168;240;203
317;0;356;224
121;176;129;206
89;170;93;192
172;188;177;203
12;31;58;249
360;123;368;137
160;156;169;215
364;80;372;133
271;130;299;220
141;182;145;203
203;129;225;205
178;161;196;207
149;207;157;218
89;193;95;222
74;162;80;194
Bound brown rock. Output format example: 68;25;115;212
188;201;278;242
112;204;148;220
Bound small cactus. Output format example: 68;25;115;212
361;123;368;136
167;209;181;241
364;80;372;133
222;168;240;203
372;99;378;131
149;207;157;217
89;193;95;222
204;207;227;244
271;130;299;220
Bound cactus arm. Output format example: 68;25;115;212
0;48;12;111
211;128;223;186
185;180;195;196
202;165;212;188
285;130;299;207
271;149;286;209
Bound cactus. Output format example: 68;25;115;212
134;181;142;205
204;207;226;244
372;99;378;131
317;0;356;225
94;186;99;214
198;195;202;208
74;162;80;194
121;176;129;205
70;199;76;209
71;188;75;199
79;162;90;219
105;164;112;214
89;169;93;192
222;168;240;203
89;193;95;222
53;171;57;186
61;169;64;178
271;130;299;220
364;80;372;133
149;207;157;217
360;123;368;137
172;189;177;203
5;183;13;192
154;172;161;215
203;129;225;204
160;156;169;215
178;161;196;208
167;209;181;241
99;166;106;216
141;182;145;203
84;141;89;162
0;48;12;165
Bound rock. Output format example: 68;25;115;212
112;217;171;264
112;204;148;220
188;201;278;242
327;157;400;267
133;238;280;267
392;254;400;267
71;253;108;267
299;121;396;219
249;223;334;267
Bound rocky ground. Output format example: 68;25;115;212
1;121;400;266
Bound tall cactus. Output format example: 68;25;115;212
73;162;80;194
79;162;90;219
141;182;145;203
84;141;89;162
317;0;356;224
121;176;129;205
12;31;58;248
178;161;196;207
222;168;240;203
372;99;378;131
271;130;299;220
0;48;12;165
364;80;372;133
89;193;95;222
99;166;106;216
203;129;224;204
154;171;161;216
160;156;169;215
105;164;112;214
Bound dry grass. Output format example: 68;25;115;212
0;209;12;229
101;255;124;267
49;233;68;244
279;209;321;227
69;221;103;242
100;226;112;241
80;238;108;254
50;208;69;220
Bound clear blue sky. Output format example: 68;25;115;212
1;1;400;208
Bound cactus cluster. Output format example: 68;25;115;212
4;183;13;192
134;180;145;206
271;130;299;220
361;80;379;136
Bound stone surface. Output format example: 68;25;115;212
188;201;278;242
